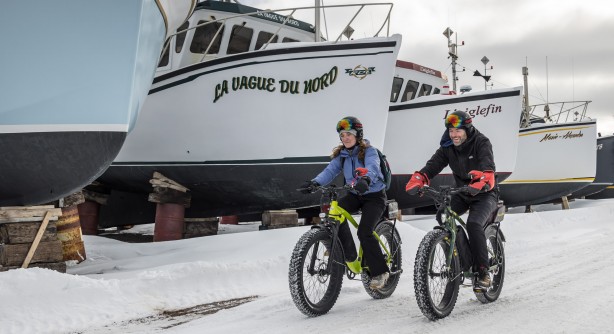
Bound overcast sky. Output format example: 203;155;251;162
251;0;614;134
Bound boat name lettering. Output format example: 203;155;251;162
345;65;375;80
213;67;338;102
419;66;437;76
255;12;300;27
539;130;584;142
443;104;502;119
304;66;338;94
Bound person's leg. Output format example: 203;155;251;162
336;194;361;261
466;192;498;271
356;191;388;277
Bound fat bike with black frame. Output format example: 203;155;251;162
288;184;403;317
413;185;506;320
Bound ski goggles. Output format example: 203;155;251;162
445;113;472;129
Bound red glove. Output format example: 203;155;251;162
354;167;368;177
406;171;429;195
468;170;495;195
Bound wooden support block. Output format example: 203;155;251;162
82;189;109;206
0;221;58;244
58;191;86;208
148;187;191;207
561;196;570;210
262;210;298;228
0;240;64;267
184;217;219;238
0;206;62;223
150;171;189;192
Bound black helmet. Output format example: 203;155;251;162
336;116;363;141
445;111;473;130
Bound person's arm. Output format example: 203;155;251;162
420;147;449;180
476;138;496;172
313;155;343;186
364;147;382;182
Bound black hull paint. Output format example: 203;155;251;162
499;182;591;208
97;162;342;227
0;131;126;206
97;163;513;226
571;184;611;199
587;136;614;199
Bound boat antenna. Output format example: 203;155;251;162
544;56;550;121
521;62;531;128
443;27;463;93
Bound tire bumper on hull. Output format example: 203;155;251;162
0;132;126;206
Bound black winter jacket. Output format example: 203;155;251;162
420;127;496;187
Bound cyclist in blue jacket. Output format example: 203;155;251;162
300;116;389;289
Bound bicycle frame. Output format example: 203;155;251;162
313;186;397;276
424;186;502;280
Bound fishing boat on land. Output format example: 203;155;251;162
498;73;598;207
95;1;401;225
0;0;195;206
385;80;523;209
586;134;614;199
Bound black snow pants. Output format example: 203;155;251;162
450;190;498;271
336;189;388;277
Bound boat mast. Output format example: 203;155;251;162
443;27;460;92
521;66;531;128
315;0;321;42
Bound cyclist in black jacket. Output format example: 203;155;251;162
405;110;498;289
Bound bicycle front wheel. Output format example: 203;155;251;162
475;225;505;303
414;229;461;320
288;227;344;317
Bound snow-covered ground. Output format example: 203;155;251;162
2;198;614;334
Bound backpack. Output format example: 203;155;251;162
341;147;392;190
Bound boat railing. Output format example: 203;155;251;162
159;2;393;64
527;100;593;124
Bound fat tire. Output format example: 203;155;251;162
475;225;505;303
289;227;344;317
414;229;461;320
361;221;403;299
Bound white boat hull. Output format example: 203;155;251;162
97;35;402;223
383;87;523;209
499;121;597;207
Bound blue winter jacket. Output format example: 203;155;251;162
313;144;386;194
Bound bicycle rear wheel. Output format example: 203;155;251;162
288;227;344;317
475;225;505;303
414;229;461;320
362;220;402;299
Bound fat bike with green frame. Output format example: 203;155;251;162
289;184;403;317
413;185;506;320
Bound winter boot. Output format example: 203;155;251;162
476;266;491;289
369;272;389;290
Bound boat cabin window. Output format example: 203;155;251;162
401;80;419;102
190;20;224;54
227;24;254;54
158;42;169;67
433;87;441;94
418;84;432;97
255;31;278;50
282;37;299;43
390;77;403;102
175;21;189;53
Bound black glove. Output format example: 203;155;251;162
354;177;370;194
299;180;319;194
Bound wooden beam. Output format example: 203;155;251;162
22;211;53;268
